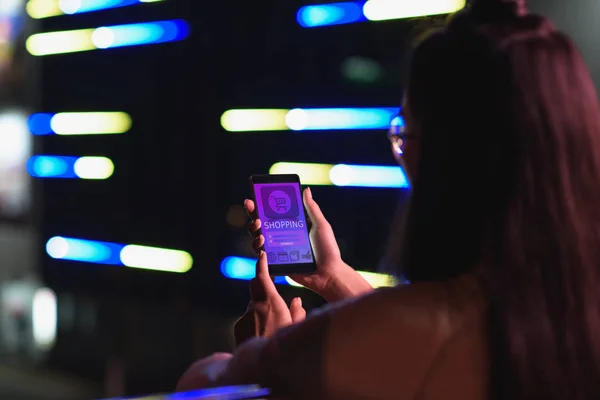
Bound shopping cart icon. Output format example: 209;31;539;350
261;186;299;219
271;196;288;212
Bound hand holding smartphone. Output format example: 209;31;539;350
249;174;317;276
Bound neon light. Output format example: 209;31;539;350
297;2;366;28
220;257;288;284
32;288;57;351
222;108;399;132
330;164;409;188
285;271;396;289
270;162;409;189
270;162;334;185
29;112;132;135
390;115;404;128
363;0;466;21
221;257;397;288
46;237;123;264
221;109;289;132
25;0;62;19
46;236;194;273
26;28;96;55
165;386;271;400
286;108;398;131
27;156;114;179
73;157;114;179
120;245;193;273
26;19;190;56
297;0;466;27
26;0;165;19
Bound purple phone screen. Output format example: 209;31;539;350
253;182;314;265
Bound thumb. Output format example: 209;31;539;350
290;297;306;323
303;188;328;228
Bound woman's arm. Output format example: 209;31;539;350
323;263;375;303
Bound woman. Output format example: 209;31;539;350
178;0;600;398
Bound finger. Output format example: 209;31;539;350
244;199;257;219
246;218;262;237
290;297;306;323
250;252;279;301
252;235;265;253
234;309;257;346
303;188;328;228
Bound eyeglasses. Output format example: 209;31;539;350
388;113;412;156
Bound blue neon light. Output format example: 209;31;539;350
167;386;271;400
95;20;190;49
287;107;399;131
297;2;367;28
46;237;124;265
27;156;78;178
390;115;404;128
64;0;150;14
28;113;54;135
220;257;288;284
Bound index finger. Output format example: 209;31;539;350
244;199;257;219
250;251;279;301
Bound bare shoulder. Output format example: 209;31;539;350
329;274;485;330
318;275;487;398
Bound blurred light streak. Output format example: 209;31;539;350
222;108;398;132
285;271;396;289
25;0;61;19
120;245;193;273
29;112;132;135
297;1;366;28
363;0;466;21
390;114;404;129
270;162;409;188
46;237;123;264
32;288;57;350
269;162;333;185
330;164;409;188
0;111;31;166
27;155;114;179
220;257;288;284
286;108;398;131
46;237;193;273
26;28;96;55
26;0;164;19
221;109;289;132
73;157;115;179
297;0;465;27
221;257;397;288
26;19;189;56
163;386;271;400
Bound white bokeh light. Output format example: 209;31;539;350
91;27;114;49
285;108;309;131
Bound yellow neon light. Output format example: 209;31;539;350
51;112;132;135
221;109;289;132
26;0;62;19
269;162;333;186
363;0;466;21
26;0;165;19
285;271;397;289
26;29;96;56
120;245;193;273
73;157;114;180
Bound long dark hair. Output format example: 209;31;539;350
392;0;600;399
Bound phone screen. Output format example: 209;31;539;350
252;181;315;271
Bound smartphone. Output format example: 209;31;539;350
249;174;317;276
